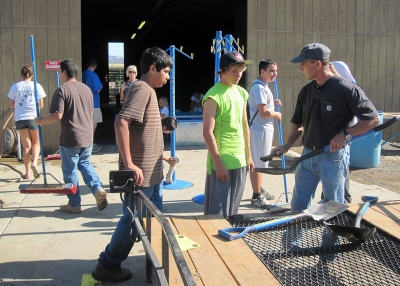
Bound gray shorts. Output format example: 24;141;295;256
15;120;38;130
250;129;274;168
93;108;103;123
203;166;247;218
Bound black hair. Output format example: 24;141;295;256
87;58;97;67
140;47;173;74
162;116;177;131
258;59;276;74
60;59;79;79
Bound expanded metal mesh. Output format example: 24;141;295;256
232;212;400;285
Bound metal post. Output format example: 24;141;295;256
163;46;194;190
30;35;48;185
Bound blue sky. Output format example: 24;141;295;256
108;42;124;57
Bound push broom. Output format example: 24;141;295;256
19;35;77;194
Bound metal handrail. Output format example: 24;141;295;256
134;190;196;285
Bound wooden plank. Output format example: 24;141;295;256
171;216;237;285
338;0;347;34
355;0;364;34
195;215;280;286
150;217;202;285
47;0;59;26
35;0;47;26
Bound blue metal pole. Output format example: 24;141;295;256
274;77;289;203
30;35;47;185
56;71;60;87
214;31;222;84
168;46;177;181
225;34;234;51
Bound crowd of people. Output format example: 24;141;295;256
5;42;380;282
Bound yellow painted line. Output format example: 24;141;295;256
81;274;101;286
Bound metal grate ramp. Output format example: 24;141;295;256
232;212;400;285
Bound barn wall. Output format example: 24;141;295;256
0;0;81;154
247;0;400;146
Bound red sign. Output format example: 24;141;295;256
45;60;61;71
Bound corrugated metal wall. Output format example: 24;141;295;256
247;0;400;146
0;0;81;154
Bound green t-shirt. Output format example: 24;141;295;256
202;82;249;174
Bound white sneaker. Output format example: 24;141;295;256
260;187;275;200
251;195;271;209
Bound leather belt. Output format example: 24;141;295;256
304;145;317;151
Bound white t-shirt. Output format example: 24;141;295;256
160;106;169;117
248;79;275;131
7;81;46;121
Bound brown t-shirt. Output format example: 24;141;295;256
118;81;164;187
49;81;93;147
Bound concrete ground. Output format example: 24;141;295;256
1;144;400;285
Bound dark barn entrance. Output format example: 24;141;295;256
81;0;247;145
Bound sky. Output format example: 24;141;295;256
108;42;124;57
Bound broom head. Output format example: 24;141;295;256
20;183;77;194
46;154;61;160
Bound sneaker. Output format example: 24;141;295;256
92;147;101;153
59;204;82;214
251;194;271;209
92;262;132;283
260;187;275;200
93;143;102;149
95;188;108;211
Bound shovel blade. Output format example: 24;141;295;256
324;222;377;240
306;200;349;221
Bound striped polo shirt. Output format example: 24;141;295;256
117;81;164;187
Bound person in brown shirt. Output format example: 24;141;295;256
92;47;172;283
35;59;107;214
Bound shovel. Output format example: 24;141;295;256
324;195;378;240
218;200;349;241
255;116;399;175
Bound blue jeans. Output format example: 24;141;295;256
291;145;349;213
149;180;163;212
98;185;159;269
59;146;103;207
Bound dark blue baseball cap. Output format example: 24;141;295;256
290;43;331;63
220;51;252;70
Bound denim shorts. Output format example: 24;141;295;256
15;120;38;130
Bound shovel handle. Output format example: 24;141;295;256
218;213;305;240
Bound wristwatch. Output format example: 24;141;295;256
342;129;352;141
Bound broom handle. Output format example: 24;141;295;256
30;35;48;185
274;75;289;203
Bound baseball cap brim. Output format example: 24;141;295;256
290;56;307;63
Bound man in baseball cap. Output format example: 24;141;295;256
201;50;254;218
270;42;379;222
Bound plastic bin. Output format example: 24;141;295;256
349;111;384;168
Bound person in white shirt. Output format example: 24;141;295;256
8;66;46;179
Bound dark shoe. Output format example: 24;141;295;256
92;262;132;283
95;188;108;211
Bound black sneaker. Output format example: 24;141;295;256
251;195;270;209
260;187;275;200
92;262;132;283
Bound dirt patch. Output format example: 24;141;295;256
349;142;400;194
290;142;400;195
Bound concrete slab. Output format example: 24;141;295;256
1;144;400;285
